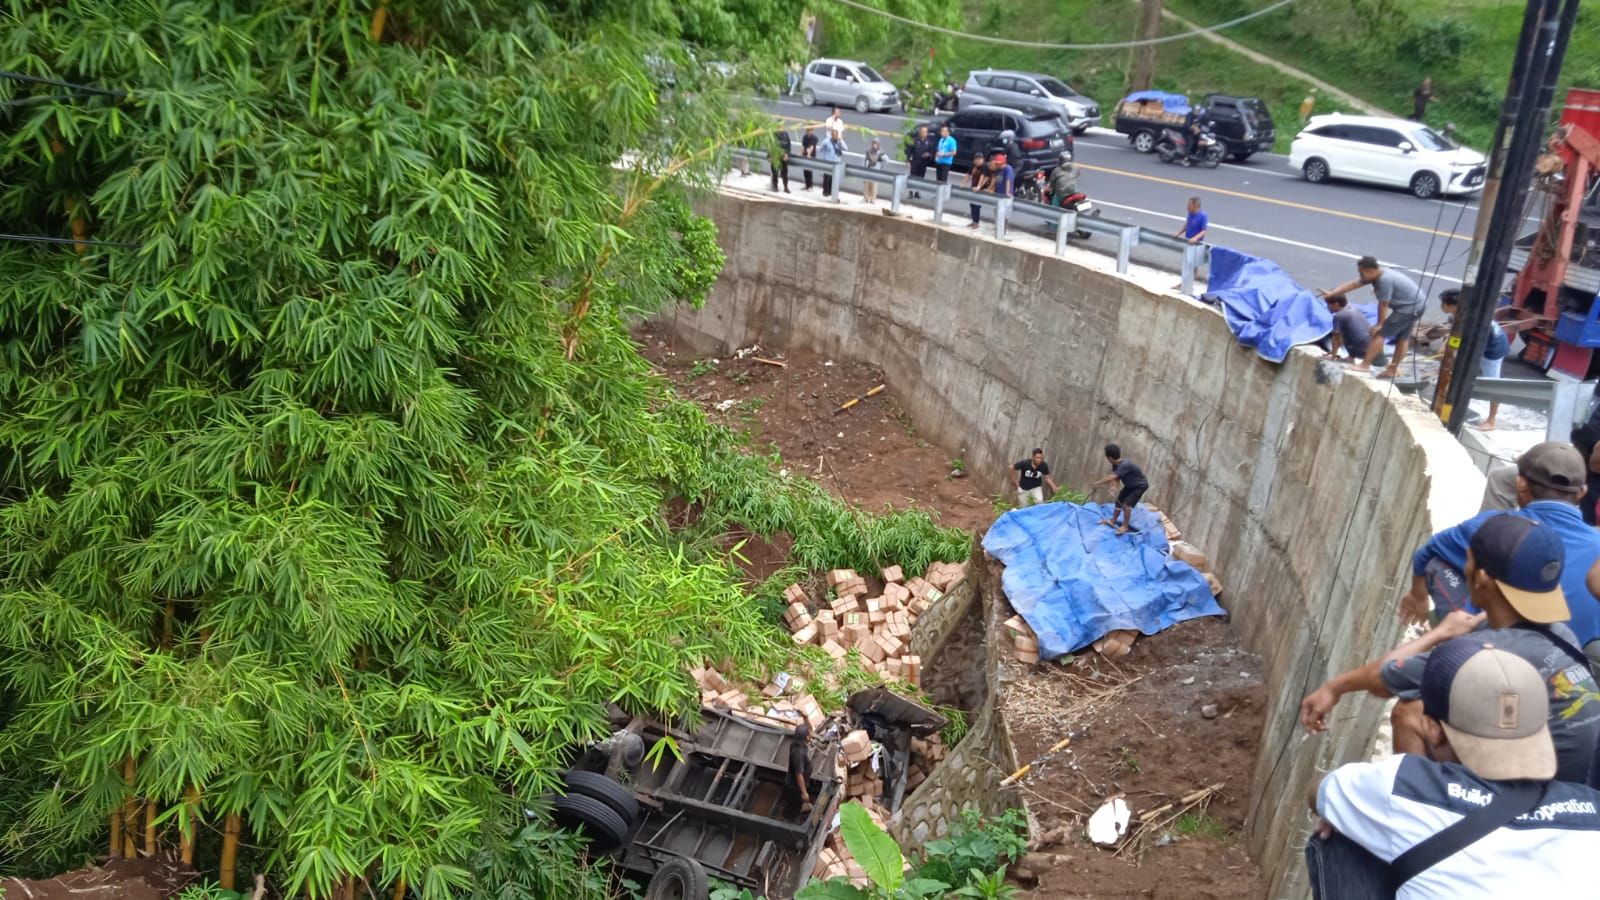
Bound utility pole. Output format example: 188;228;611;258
1432;0;1580;433
1130;0;1163;92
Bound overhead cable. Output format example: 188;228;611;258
822;0;1297;51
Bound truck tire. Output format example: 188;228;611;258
551;793;630;853
645;858;710;900
562;770;640;825
1132;129;1156;153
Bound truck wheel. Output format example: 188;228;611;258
551;794;629;853
644;858;710;900
562;770;640;825
1132;130;1156;153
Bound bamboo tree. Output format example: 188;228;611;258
0;1;964;895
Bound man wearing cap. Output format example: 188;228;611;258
1308;643;1600;898
1400;441;1600;665
1302;514;1600;786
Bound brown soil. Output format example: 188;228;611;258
0;857;199;900
1003;611;1269;900
637;326;995;535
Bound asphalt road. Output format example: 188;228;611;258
757;97;1500;314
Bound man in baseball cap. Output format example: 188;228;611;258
1309;642;1600;899
1302;514;1600;786
1401;441;1600;665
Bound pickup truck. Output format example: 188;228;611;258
1114;91;1276;161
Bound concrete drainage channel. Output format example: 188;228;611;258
654;188;1488;897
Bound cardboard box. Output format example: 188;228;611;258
841;729;871;761
787;612;814;634
841;622;870;648
858;635;887;663
1171;541;1208;571
1003;615;1034;641
867;609;886;626
828;569;856;587
831;595;861;616
821;639;848;660
784;583;808;604
1206;572;1223;597
784;601;810;623
792;622;819;646
875;632;903;659
1012;634;1039;653
881;564;904;584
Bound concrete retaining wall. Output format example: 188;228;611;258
663;191;1483;897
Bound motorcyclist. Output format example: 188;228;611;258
992;129;1025;177
1181;106;1207;166
1047;151;1079;207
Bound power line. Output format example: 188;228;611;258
822;0;1298;51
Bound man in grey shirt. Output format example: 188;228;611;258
1318;256;1424;378
1300;514;1600;787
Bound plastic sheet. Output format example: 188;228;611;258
981;502;1225;659
1120;90;1192;114
1202;246;1333;363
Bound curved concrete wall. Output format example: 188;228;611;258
663;191;1483;898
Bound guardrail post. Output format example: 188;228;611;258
1548;381;1594;441
1055;210;1076;256
891;173;907;215
934;183;950;225
1116;226;1139;274
831;161;846;204
995;197;1011;241
1180;242;1206;295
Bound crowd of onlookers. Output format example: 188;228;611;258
1300;440;1600;897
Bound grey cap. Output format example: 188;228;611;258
1422;641;1555;780
1517;441;1586;494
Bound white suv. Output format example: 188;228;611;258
800;59;899;113
1290;114;1486;199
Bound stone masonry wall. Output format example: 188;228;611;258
660;190;1486;897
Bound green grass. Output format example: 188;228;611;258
828;0;1600;155
1165;0;1600;150
1174;811;1231;839
831;0;1362;153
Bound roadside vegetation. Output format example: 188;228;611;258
0;2;965;897
824;0;1599;154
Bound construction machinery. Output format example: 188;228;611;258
1506;88;1600;377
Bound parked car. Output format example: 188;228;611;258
1113;91;1275;161
1201;93;1276;161
910;103;1074;175
959;69;1100;134
800;58;899;113
1290;113;1487;199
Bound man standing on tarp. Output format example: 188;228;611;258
1012;448;1059;508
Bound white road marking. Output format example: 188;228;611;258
1094;199;1465;284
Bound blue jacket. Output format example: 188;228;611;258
1411;500;1600;644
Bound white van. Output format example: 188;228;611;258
800;58;899;113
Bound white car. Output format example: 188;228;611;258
1289;114;1486;199
800;58;898;114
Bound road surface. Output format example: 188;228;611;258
755;96;1503;315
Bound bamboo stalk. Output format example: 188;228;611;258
180;785;199;865
220;812;242;889
391;877;406;900
109;797;123;857
143;799;157;856
368;1;389;41
121;757;138;859
162;598;174;650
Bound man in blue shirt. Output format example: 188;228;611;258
989;153;1014;201
1401;441;1600;664
935;124;956;184
1173;196;1207;244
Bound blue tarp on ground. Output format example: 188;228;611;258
981;502;1225;659
1120;90;1191;114
1202;246;1333;364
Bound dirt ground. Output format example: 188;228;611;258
637;326;995;534
0;857;199;900
643;327;1271;898
1003;612;1268;900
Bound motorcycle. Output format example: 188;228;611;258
926;83;961;114
1156;126;1224;168
1019;172;1099;239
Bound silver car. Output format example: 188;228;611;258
961;69;1100;134
800;58;899;113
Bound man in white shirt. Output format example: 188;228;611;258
1309;641;1600;899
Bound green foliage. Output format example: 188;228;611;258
173;884;248;900
1174;812;1230;839
0;0;939;896
916;808;1028;891
1399;20;1477;69
799;805;1026;900
467;821;621;900
691;358;721;378
710;883;759;900
937;705;970;748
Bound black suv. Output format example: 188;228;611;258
910;102;1073;175
1202;94;1276;161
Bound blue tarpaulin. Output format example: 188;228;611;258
1120;90;1191;114
1202;246;1333;363
981;502;1225;659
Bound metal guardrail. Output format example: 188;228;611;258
1473;377;1596;441
727;147;1209;291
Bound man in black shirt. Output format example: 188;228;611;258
1012;448;1059;508
908;125;937;198
770;128;791;193
1095;443;1150;534
784;723;813;817
800;126;819;191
